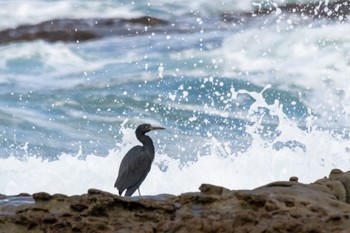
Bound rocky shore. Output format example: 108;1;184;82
1;169;350;232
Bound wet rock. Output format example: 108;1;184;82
0;16;169;45
1;169;350;232
222;0;350;23
0;195;35;216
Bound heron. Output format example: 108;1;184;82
114;123;165;196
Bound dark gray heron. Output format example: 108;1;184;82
114;123;165;196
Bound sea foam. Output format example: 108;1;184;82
1;88;349;196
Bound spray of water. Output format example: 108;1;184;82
1;87;349;196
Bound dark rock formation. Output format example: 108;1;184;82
222;0;350;23
0;16;169;45
1;169;350;232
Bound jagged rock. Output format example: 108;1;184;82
1;169;350;232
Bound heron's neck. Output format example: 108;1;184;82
137;134;155;159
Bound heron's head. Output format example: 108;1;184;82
136;124;165;134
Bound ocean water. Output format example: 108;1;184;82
1;0;350;196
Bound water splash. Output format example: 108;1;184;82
1;87;349;196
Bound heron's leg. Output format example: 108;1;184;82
138;188;141;196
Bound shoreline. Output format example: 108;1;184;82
1;168;350;232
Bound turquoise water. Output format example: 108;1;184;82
0;0;350;195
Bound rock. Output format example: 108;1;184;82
199;183;230;195
222;0;350;23
32;192;52;201
0;195;35;216
329;168;344;179
0;16;169;45
2;169;350;232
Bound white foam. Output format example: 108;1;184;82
203;23;350;90
0;128;348;196
0;1;141;30
1;92;350;196
0;0;256;30
176;22;350;128
0;41;130;90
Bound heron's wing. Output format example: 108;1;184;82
114;146;152;192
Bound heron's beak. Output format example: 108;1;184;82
150;126;165;131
